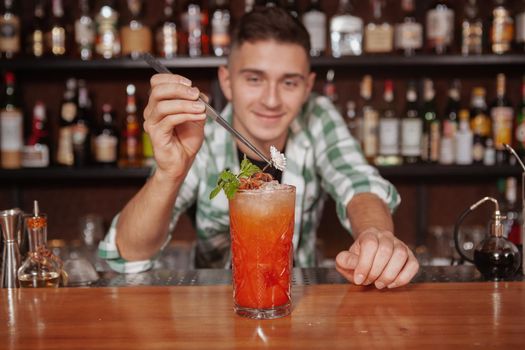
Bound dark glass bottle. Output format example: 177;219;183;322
421;79;440;163
75;0;95;60
440;80;460;165
401;81;421;164
22;101;50;168
72;80;92;167
46;0;67;56
94;104;118;167
56;78;77;167
119;84;142;168
156;0;179;58
28;0;45;57
470;87;490;164
0;0;20;58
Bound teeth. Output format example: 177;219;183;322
270;146;287;171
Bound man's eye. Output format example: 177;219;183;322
246;76;261;84
283;79;299;88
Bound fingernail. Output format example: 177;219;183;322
387;283;397;289
375;282;385;290
188;87;199;97
180;78;192;86
354;274;364;285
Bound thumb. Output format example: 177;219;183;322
335;250;359;270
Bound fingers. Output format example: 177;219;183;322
335;250;359;284
150;73;192;88
384;250;420;289
150;113;207;140
352;233;380;285
363;235;394;286
373;242;410;289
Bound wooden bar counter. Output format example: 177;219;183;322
1;267;524;349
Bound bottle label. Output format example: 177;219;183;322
96;15;121;58
0;109;23;151
156;24;178;57
430;121;440;161
0;16;20;53
121;25;152;56
491;106;513;149
95;134;118;162
426;8;454;46
75;18;95;45
455;130;473;165
47;27;66;55
439;137;454;164
395;22;423;50
31;30;44;57
472;139;485;162
471;113;491;137
57;126;74;166
491;13;514;52
61;102;77;123
401;118;422;156
517;12;525;43
379;118;399;155
72;123;89;145
362;107;379;157
461;22;483;54
330;15;363;56
22;144;50;168
365;24;394;53
211;10;230;55
442;120;458;138
303;11;327;55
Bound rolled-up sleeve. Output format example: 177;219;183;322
310;96;400;236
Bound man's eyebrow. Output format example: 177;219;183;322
239;69;306;80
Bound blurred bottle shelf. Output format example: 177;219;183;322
0;164;519;182
1;54;524;71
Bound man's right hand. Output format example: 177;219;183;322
143;73;207;182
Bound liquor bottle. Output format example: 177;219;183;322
56;78;78;167
516;76;525;160
440;80;460;165
345;100;361;145
302;0;326;57
0;0;20;58
401;81;421;164
121;0;153;59
183;1;204;57
22;101;50;168
75;0;95;61
364;0;393;54
461;0;483;56
0;72;23;169
490;0;514;55
360;75;378;162
245;0;255;13
484;137;496;165
210;0;230;57
46;0;67;56
394;0;422;57
426;0;454;54
142;131;154;167
120;84;142;168
376;80;401;166
490;73;513;165
503;177;522;246
421;79;440;163
156;0;178;59
323;69;340;112
330;0;363;57
284;0;298;18
470;87;490;164
94;104;118;167
517;0;525;51
95;1;121;59
455;109;473;165
28;0;45;58
72;80;92;167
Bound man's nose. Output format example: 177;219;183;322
261;81;281;109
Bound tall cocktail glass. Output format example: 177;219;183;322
229;184;296;319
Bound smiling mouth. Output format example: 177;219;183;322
253;112;284;120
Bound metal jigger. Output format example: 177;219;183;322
505;144;525;275
0;209;23;288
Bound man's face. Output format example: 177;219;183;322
218;40;315;151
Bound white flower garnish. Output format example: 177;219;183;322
270;145;287;171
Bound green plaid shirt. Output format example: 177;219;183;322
99;94;400;272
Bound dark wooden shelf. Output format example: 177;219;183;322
1;54;524;71
0;164;519;182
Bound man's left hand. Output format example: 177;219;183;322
335;227;419;289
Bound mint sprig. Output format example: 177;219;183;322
209;156;262;200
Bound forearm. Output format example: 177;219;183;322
116;170;184;261
346;192;394;237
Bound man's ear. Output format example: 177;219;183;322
304;71;316;102
218;65;232;101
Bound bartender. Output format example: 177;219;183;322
99;6;419;290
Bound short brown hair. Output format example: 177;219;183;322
231;6;311;57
